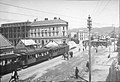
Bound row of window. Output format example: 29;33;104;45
28;52;49;59
8;33;27;38
30;26;66;33
0;58;19;66
30;32;60;37
1;27;28;33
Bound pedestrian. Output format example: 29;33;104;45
9;69;18;82
86;61;89;72
70;51;73;58
75;67;79;79
83;48;84;51
66;52;69;60
79;48;81;52
108;54;110;58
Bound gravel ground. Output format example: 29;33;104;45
21;45;116;82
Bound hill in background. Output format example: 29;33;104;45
69;27;119;35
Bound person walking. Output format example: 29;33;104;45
83;48;84;51
9;69;18;82
70;51;73;58
79;48;81;52
86;61;89;72
75;67;79;79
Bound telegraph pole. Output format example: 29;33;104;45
113;24;115;51
87;15;92;82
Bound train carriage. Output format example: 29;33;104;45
0;43;69;76
0;53;21;75
15;48;50;67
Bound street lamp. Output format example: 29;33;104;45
87;15;92;82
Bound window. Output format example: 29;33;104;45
63;31;65;36
31;33;33;37
34;33;36;37
41;30;44;37
39;40;40;43
53;27;54;30
53;32;55;36
63;27;65;30
45;30;47;36
38;32;40;37
49;32;51;36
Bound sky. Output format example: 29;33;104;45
0;0;119;29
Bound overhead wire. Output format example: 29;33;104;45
0;18;21;22
0;1;115;28
91;0;101;16
0;10;44;18
95;0;111;18
0;2;81;20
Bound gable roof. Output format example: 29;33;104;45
68;41;77;49
45;40;59;48
0;33;14;49
31;19;68;26
21;39;37;46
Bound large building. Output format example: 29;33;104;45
0;21;31;45
0;17;68;46
29;17;68;45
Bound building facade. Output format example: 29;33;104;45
77;30;88;43
0;21;31;45
29;18;68;45
0;18;68;46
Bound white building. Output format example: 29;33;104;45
29;17;68;46
77;30;88;43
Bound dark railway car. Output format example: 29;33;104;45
14;48;50;67
13;44;69;70
0;53;21;75
47;44;69;58
0;44;69;76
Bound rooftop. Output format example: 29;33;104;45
0;33;14;49
31;19;68;26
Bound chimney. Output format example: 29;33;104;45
54;17;57;20
34;19;36;22
45;18;48;20
34;18;38;22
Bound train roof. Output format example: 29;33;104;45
0;53;20;60
15;48;49;55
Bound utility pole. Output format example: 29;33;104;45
113;24;115;51
87;15;92;82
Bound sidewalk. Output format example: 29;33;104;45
83;45;118;81
106;56;120;81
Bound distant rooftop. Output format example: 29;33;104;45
0;18;68;27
